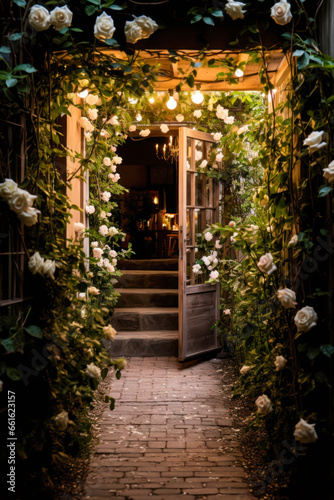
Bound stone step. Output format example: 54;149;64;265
115;288;178;308
112;307;178;331
116;270;178;289
120;258;178;271
103;331;178;357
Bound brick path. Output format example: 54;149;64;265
83;357;254;500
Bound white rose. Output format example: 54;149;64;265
108;226;118;236
100;129;110;138
176;114;184;122
139;129;150;137
50;6;73;31
204;232;213;241
129;124;137;132
0;178;18;200
293;418;318;444
85;363;101;379
99;225;108;236
100;210;107;219
277;288;297;309
109;250;117;258
199;160;208;169
229;221;236;227
94;12;116;41
294;306;318;333
42;259;56;279
257;253;277;275
237;125;249;135
85;205;95;215
28;5;51;32
193;110;202;118
8;189;36;214
105;264;115;273
54;411;69;431
78;117;94;133
88;286;100;296
288;234;298;247
223;309;230;315
215;153;224;162
103;324;117;340
101;191;111;202
193;264;202;274
202;256;211;267
85;94;99;106
215;240;223;249
274;355;287;371
303;130;327;154
107;115;119;126
225;0;247;20
74;222;85;234
216;105;229;120
115;358;127;370
84;132;92;141
113;156;123;165
240;365;251;376
93;247;103;259
124;15;158;44
195;150;203;161
230;232;238;243
103;157;112;166
111;173;120;183
213;132;222;141
209;270;219;280
323;160;334;183
271;1;293;26
255;394;273;416
88;108;98;121
18;207;40;226
28;252;44;275
224;116;235;125
160;124;169;133
112;258;117;266
91;241;98;248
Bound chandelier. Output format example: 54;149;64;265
155;136;178;163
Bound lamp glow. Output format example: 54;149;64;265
235;68;244;78
136;113;142;122
191;90;204;105
166;95;177;110
149;96;155;104
78;89;89;98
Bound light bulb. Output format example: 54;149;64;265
235;68;244;78
136;113;142;122
166;96;177;110
78;89;89;98
191;90;204;105
149;96;155;104
128;97;138;104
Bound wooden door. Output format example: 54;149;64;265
178;127;221;361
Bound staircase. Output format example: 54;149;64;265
104;259;179;357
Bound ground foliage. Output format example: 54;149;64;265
0;0;333;498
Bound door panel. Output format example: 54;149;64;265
178;127;221;361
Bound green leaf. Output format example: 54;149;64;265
318;186;333;198
25;325;43;339
186;74;195;88
190;15;202;24
13;0;26;6
85;4;98;15
6;78;18;88
306;346;320;360
109;4;124;9
211;10;224;17
6;367;21;381
2;338;15;352
105;38;118;46
71;28;84;32
203;17;215;26
293;49;304;58
87;0;101;4
320;344;334;358
297;52;310;69
8;33;23;41
14;64;37;73
116;370;121;380
109;397;115;410
0;46;11;53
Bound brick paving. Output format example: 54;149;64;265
83;357;254;500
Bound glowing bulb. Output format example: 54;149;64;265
235;68;244;78
128;97;138;104
78;89;89;98
191;90;204;105
153;196;159;204
166;96;177;110
136;113;142;122
149;96;155;104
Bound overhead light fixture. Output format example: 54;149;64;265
136;113;142;121
191;86;204;104
128;97;138;104
235;53;249;78
166;90;177;110
77;89;89;98
235;68;244;78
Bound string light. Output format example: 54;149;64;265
166;90;177;110
191;88;204;105
128;97;138;104
136;113;142;121
149;96;155;104
77;89;89;98
235;68;244;78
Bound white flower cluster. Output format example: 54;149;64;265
28;5;73;32
0;179;40;226
28;251;56;279
215;105;235;125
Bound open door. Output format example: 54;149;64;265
178;127;221;361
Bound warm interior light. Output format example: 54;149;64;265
191;90;204;105
149;96;155;104
136;113;142;121
128;97;138;104
235;68;244;78
166;94;177;110
153;195;159;204
78;89;89;98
